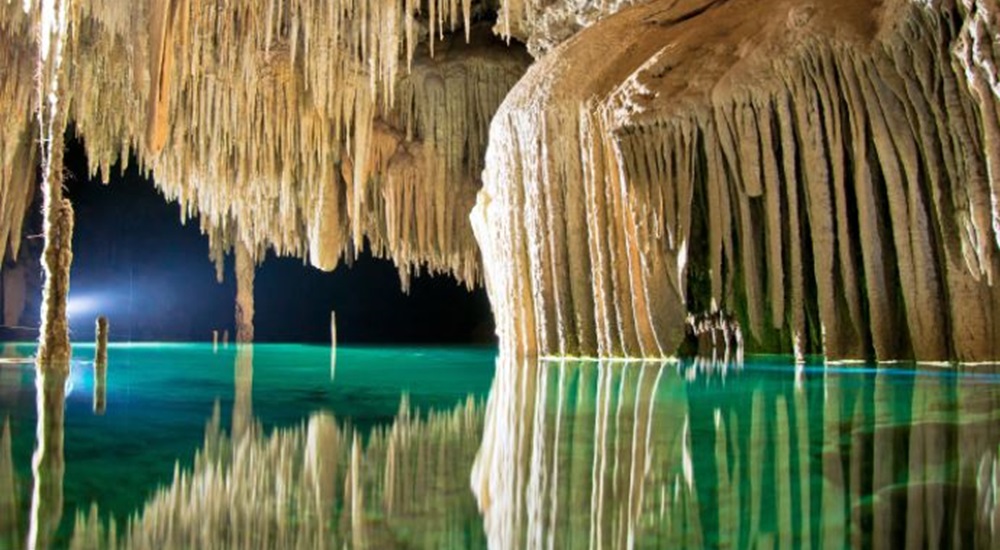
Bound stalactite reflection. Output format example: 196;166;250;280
69;368;485;548
472;356;1000;549
28;368;67;549
231;345;253;442
0;418;21;548
38;354;1000;548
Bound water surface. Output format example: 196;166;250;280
1;344;999;548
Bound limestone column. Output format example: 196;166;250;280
234;242;255;344
35;0;74;373
37;195;73;372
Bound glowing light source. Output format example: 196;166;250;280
66;294;102;318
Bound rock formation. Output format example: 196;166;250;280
94;316;108;414
0;0;529;291
1;263;27;328
4;0;1000;361
474;0;1000;361
234;242;255;344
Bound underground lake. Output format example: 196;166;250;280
2;344;999;548
6;0;1000;547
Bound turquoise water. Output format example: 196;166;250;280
2;344;1000;548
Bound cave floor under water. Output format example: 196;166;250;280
0;343;999;548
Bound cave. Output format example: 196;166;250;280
3;0;1000;547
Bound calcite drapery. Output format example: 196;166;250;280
5;0;1000;361
474;0;1000;361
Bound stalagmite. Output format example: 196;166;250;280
475;0;1000;361
93;316;108;415
330;311;337;349
94;316;108;367
234;242;255;344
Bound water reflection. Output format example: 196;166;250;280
28;369;67;550
0;418;20;547
473;357;1000;549
69;347;485;549
4;350;1000;548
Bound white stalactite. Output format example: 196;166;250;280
0;2;528;294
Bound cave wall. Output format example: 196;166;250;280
474;0;1000;361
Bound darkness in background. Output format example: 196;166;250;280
62;138;496;344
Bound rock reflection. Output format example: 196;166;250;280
29;368;67;550
472;357;682;549
70;347;485;549
0;418;20;548
472;356;1000;549
21;351;1000;548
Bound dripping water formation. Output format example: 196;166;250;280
3;0;1000;548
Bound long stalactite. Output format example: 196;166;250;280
0;1;529;298
4;0;1000;362
473;0;1000;361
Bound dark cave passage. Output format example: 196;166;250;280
7;139;496;344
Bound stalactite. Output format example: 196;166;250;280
1;2;528;297
475;0;1000;361
493;0;642;56
0;4;37;270
33;0;75;371
234;241;255;344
